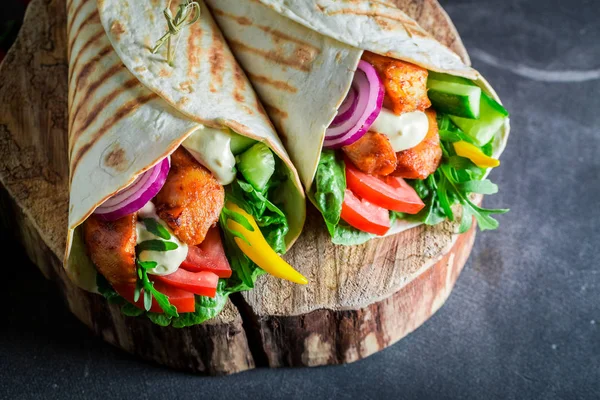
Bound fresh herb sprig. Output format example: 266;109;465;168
134;260;179;317
152;0;201;66
133;220;180;316
414;114;508;233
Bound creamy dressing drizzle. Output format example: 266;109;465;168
136;202;188;276
182;125;236;185
370;108;429;152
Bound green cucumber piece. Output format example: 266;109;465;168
427;79;482;119
450;92;507;146
229;132;256;155
237;143;275;191
428;71;477;86
482;91;509;117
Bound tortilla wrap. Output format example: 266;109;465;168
206;0;510;236
65;0;305;291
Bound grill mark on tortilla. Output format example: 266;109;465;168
215;8;320;55
263;102;288;120
66;0;77;28
69;62;127;147
233;64;246;103
71;77;141;150
242;105;254;115
103;146;127;171
257;26;321;55
110;20;126;41
68;28;106;85
68;10;101;60
228;39;313;72
187;19;202;79
70;44;113;104
212;8;252;26
67;0;87;35
72;93;158;172
247;72;298;93
159;68;172;78
320;8;423;28
209;28;225;93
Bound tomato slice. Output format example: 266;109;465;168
180;227;232;278
113;281;195;314
153;269;219;298
341;189;391;235
345;160;425;214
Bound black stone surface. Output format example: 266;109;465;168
1;0;599;399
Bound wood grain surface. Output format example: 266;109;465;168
0;0;476;374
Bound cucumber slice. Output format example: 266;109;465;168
428;71;477;86
237;143;275;191
427;79;482;119
229;132;256;155
450;92;507;146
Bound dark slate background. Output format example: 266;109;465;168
1;0;598;399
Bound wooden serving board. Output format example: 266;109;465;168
0;0;476;375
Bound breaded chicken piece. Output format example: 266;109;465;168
362;51;431;115
342;131;397;176
155;147;224;246
393;109;442;180
83;213;137;285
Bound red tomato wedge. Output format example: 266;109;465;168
345;159;425;214
180;227;232;278
113;281;195;314
153;269;219;298
341;189;391;235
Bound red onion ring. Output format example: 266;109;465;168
94;157;171;221
323;61;384;149
331;86;358;126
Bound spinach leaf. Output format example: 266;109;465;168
311;149;346;236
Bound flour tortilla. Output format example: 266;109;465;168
65;0;305;290
206;0;509;238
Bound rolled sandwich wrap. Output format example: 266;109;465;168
65;0;306;325
207;0;510;243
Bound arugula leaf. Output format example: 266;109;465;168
438;164;508;233
136;240;178;253
456;179;499;195
142;218;171;240
134;260;179;318
311;150;346;236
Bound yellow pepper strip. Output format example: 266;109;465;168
453;140;500;168
225;202;308;285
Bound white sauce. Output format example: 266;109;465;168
136;202;188;276
182;125;236;185
370;109;429;152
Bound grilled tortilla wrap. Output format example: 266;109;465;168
65;0;305;291
206;0;509;236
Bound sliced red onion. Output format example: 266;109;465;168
94;157;171;221
323;60;384;149
331;86;358;126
